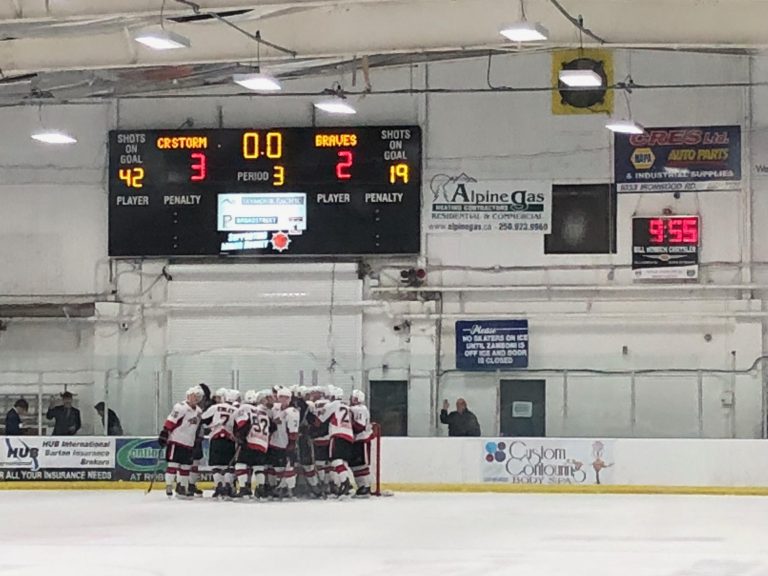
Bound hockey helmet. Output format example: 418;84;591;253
226;389;241;403
244;390;259;405
351;389;366;405
214;387;228;400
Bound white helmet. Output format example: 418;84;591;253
351;389;366;405
276;387;292;400
214;387;228;400
257;389;273;404
297;385;308;399
226;389;241;403
289;385;299;394
186;385;204;400
244;390;259;405
330;386;345;400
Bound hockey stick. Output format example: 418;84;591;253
145;453;165;495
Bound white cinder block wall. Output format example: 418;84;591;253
1;50;766;438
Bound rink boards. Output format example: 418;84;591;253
2;435;768;494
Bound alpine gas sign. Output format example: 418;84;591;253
426;173;552;233
615;125;741;193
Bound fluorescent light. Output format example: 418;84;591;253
134;29;190;50
314;98;356;115
500;21;548;42
606;119;645;135
233;72;282;92
559;69;603;88
31;131;77;144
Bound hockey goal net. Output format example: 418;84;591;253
370;422;383;496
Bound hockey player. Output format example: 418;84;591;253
189;383;212;497
308;386;332;494
314;386;355;497
268;388;300;499
158;386;203;499
349;389;374;497
201;388;238;498
292;386;322;498
233;390;272;499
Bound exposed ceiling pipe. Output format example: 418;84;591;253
372;284;768;293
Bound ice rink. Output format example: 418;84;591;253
1;491;768;576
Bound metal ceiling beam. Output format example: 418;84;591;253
0;0;389;23
0;0;767;75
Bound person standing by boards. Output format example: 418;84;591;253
440;398;481;437
46;392;81;436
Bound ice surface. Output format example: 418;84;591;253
1;491;768;576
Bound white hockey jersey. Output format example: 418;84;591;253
234;404;271;453
315;400;354;442
164;402;202;448
269;405;299;450
350;404;373;442
201;402;237;440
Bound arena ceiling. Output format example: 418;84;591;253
0;0;765;103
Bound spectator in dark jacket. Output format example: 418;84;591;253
46;392;81;436
94;402;123;436
5;399;29;435
440;398;481;437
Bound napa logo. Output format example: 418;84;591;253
116;439;163;472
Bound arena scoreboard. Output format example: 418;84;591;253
108;127;421;257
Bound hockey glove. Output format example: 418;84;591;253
158;428;170;448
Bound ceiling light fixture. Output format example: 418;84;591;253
559;69;603;88
500;21;549;42
314;98;357;115
605;119;645;135
233;72;282;92
31;131;78;144
500;0;548;42
134;28;190;50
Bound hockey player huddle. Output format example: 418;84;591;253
158;384;374;500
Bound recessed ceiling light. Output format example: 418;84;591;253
134;29;190;50
559;69;603;88
500;21;549;42
233;72;282;92
31;131;77;144
605;119;645;135
314;98;356;115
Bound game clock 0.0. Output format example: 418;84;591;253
108;127;421;257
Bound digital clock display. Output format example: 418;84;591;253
108;127;421;257
632;216;700;280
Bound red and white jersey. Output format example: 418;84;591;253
269;405;299;450
164;402;202;448
316;400;354;442
235;404;271;453
201;402;236;440
351;404;373;442
309;399;331;445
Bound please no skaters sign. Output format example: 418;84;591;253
455;320;529;371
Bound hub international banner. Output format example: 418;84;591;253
426;173;551;233
615;125;741;193
482;438;615;485
0;436;115;481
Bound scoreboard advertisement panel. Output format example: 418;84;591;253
108;127;421;257
632;216;700;280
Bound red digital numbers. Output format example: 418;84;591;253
649;218;665;244
336;150;353;180
190;152;207;181
648;217;698;244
